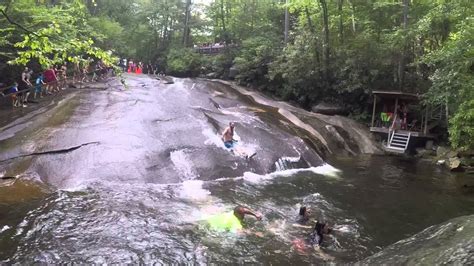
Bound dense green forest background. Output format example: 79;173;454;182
0;0;472;150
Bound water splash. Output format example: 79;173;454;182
243;164;342;184
275;155;302;171
178;180;211;201
170;149;198;180
0;226;11;234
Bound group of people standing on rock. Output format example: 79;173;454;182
120;59;159;75
118;58;164;75
1;59;112;108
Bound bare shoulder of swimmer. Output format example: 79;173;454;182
292;223;312;229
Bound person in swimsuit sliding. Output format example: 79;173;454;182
222;122;236;149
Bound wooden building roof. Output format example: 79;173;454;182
372;90;420;101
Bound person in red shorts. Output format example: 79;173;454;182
43;66;58;95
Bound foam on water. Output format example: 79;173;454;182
178;180;211;201
243;164;342;184
0;225;11;234
211;164;341;185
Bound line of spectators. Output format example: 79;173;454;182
0;60;113;108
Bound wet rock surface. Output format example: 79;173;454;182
0;75;472;264
360;215;474;264
311;102;346;115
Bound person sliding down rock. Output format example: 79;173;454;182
221;122;237;149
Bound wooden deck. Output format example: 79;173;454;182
370;127;436;138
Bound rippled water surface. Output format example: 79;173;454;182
0;76;473;263
1;156;473;263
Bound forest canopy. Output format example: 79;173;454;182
0;0;472;150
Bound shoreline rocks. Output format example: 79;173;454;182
417;146;474;172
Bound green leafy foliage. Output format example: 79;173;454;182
166;48;203;76
422;13;474;150
0;0;117;69
449;99;474;151
234;36;279;84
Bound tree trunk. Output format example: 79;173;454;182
305;7;315;34
397;0;409;90
183;0;192;47
251;0;256;32
319;0;330;75
220;0;226;33
338;0;344;44
347;0;356;33
304;7;320;64
284;0;289;44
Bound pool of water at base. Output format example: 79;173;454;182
1;155;473;264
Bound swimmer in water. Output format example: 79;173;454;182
293;206;314;228
206;205;263;234
309;221;333;248
299;221;335;260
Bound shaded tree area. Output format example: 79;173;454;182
0;0;472;150
0;0;119;80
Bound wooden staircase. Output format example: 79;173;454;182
425;105;446;132
385;130;411;153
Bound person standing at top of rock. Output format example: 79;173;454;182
34;73;46;99
59;64;67;90
20;67;33;106
43;65;58;95
122;58;127;72
8;82;19;107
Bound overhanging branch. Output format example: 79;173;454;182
0;8;39;37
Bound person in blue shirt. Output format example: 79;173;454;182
8;82;19;107
34;74;46;99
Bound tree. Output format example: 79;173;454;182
0;0;117;69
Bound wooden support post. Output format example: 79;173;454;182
394;98;399;115
424;106;429;134
371;95;377;127
392;97;399;129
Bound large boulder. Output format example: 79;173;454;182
415;148;436;158
311;102;345;115
206;72;219;79
436;146;450;157
228;67;239;79
446;157;462;171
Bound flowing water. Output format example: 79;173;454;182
0;75;473;263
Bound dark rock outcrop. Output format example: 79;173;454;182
311;102;346;115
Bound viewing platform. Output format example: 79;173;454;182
370;90;445;153
193;44;236;54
